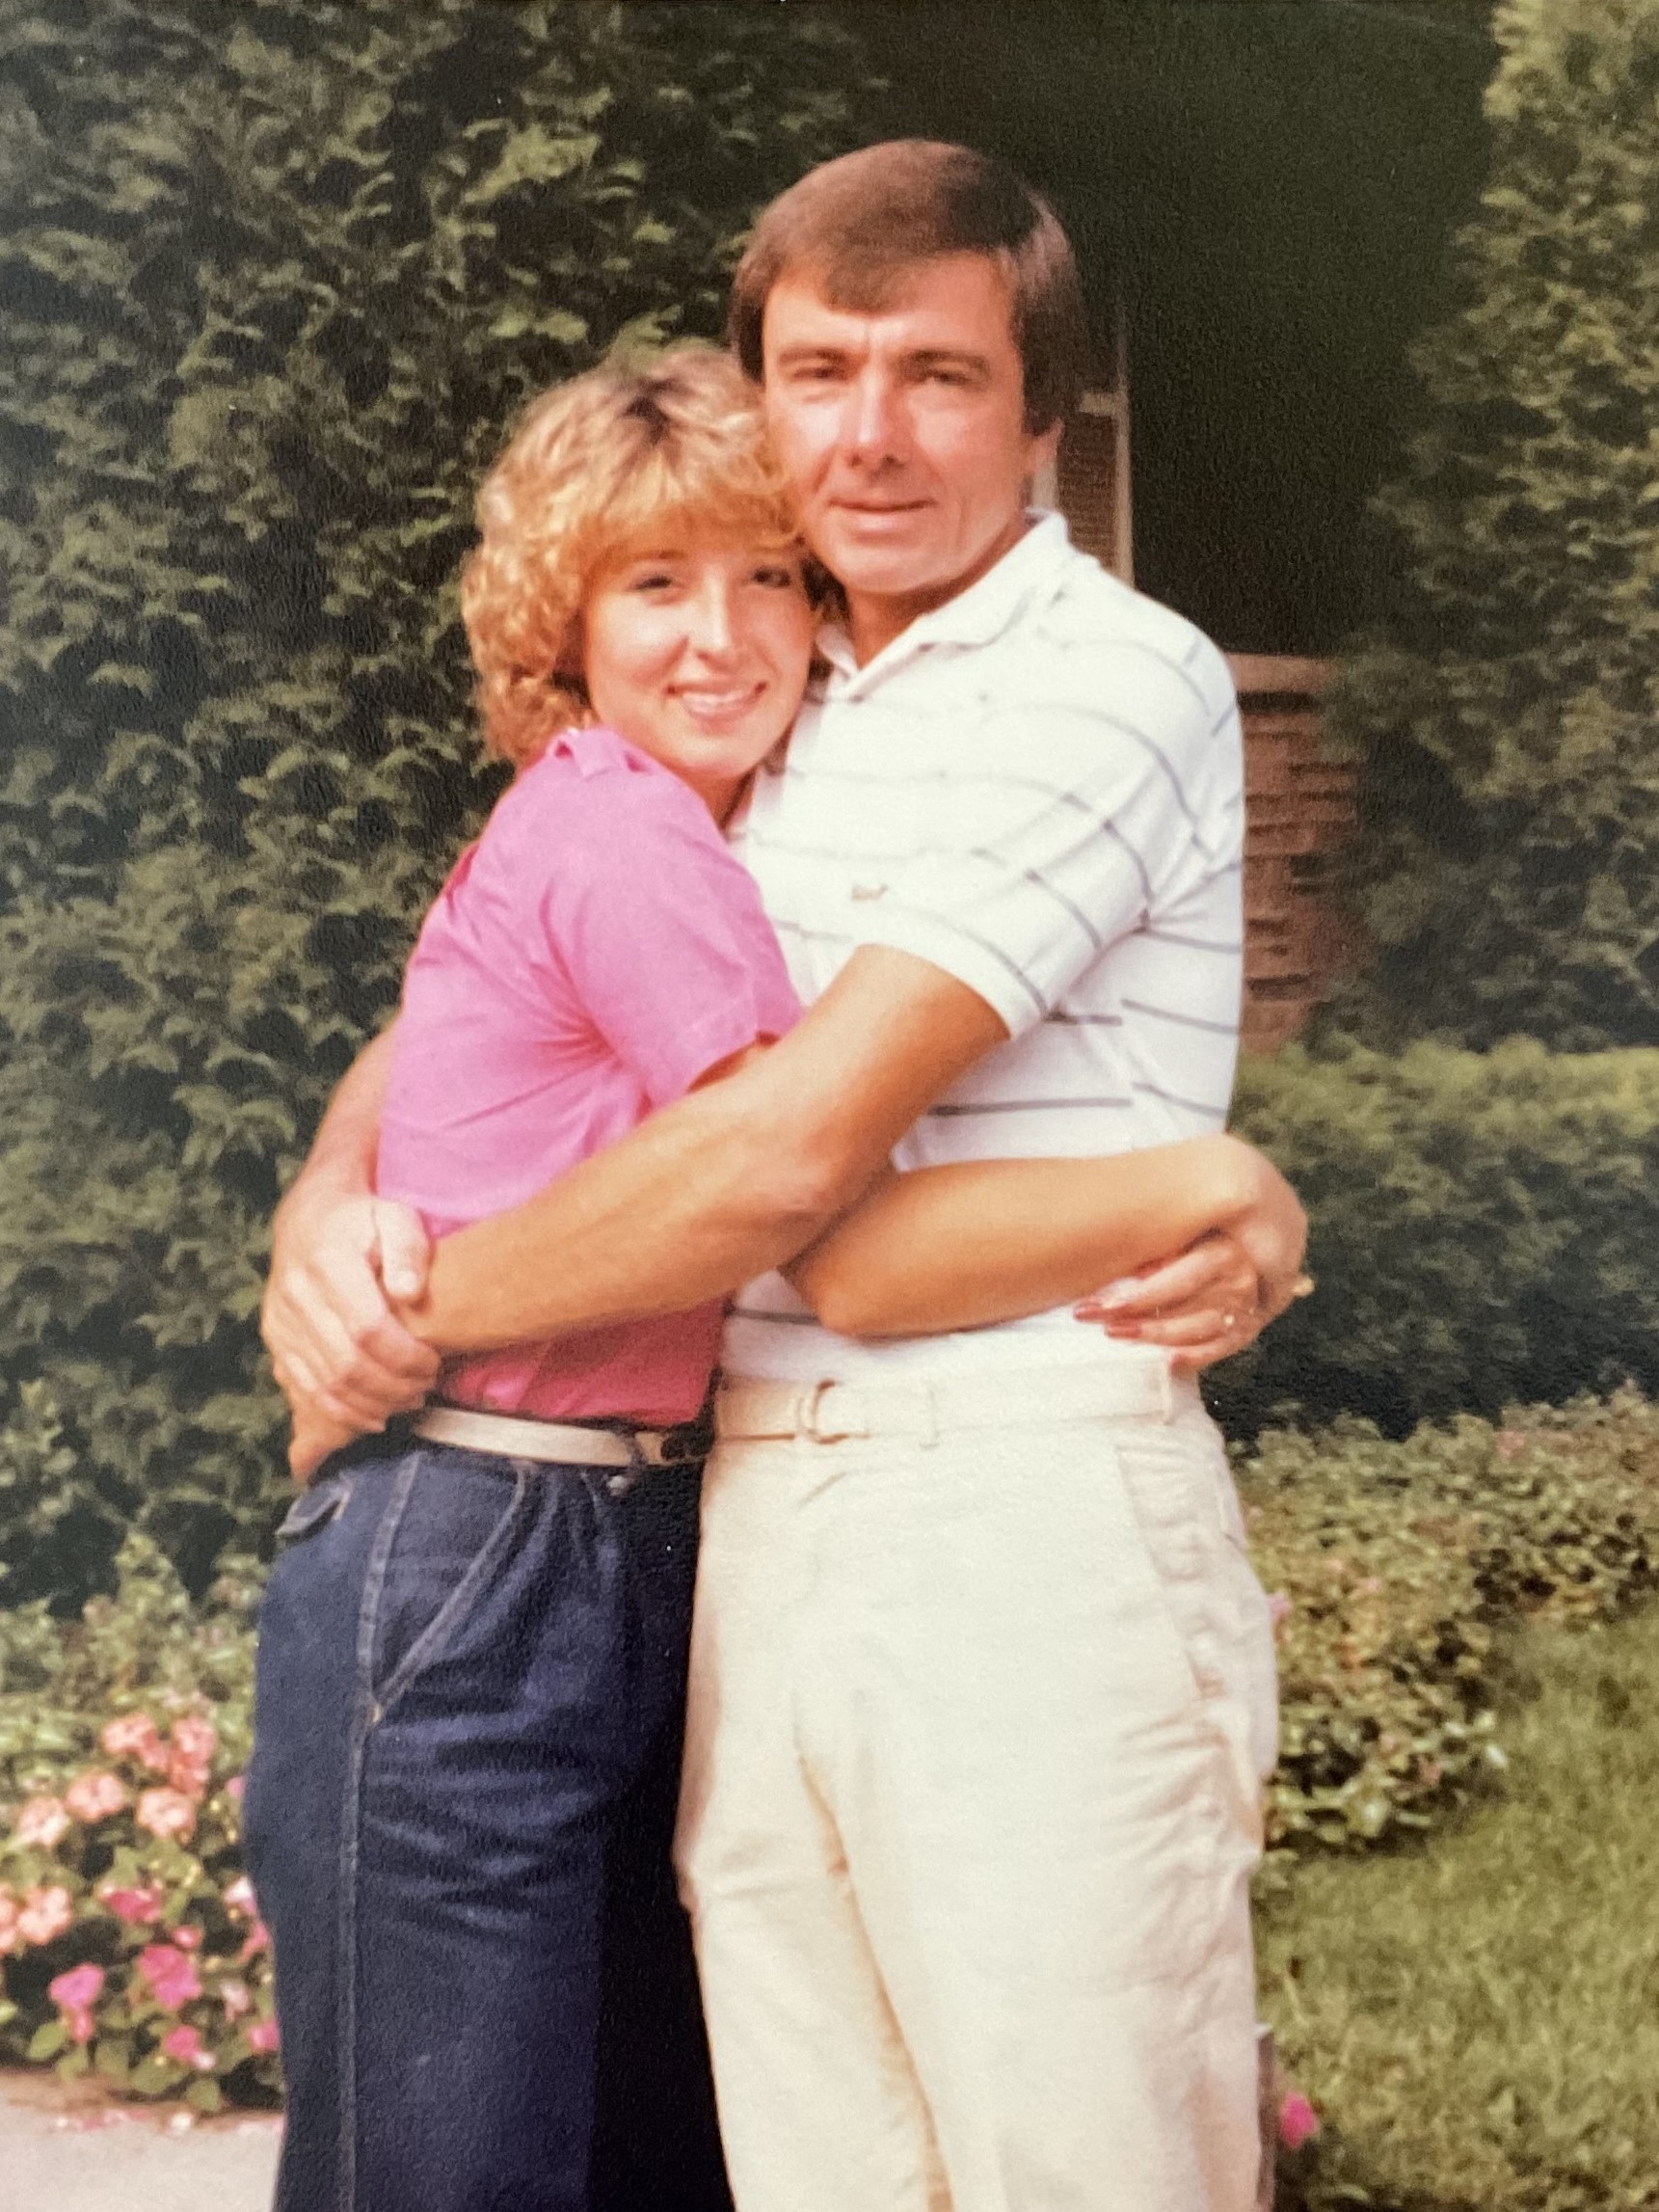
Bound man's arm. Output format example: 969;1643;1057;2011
394;946;1006;1351
785;1134;1305;1341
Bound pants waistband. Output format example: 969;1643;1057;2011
714;1361;1190;1446
413;1404;708;1470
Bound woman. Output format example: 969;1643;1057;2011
245;344;1299;2212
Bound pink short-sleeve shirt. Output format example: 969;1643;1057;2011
375;726;800;1424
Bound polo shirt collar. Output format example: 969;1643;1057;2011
817;508;1076;692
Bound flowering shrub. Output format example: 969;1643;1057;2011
0;1533;276;2109
1240;1389;1659;1856
5;1393;1659;2110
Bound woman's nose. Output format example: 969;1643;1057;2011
686;582;737;657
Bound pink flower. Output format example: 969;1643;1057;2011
97;1883;164;1927
100;1713;170;1772
224;1774;246;1806
217;1978;252;2019
160;2022;216;2073
138;1942;202;2010
170;1923;203;1952
135;1787;197;1843
168;1716;216;1799
239;1918;271;1963
13;1794;70;1849
1278;2091;1320;2152
65;1771;129;1823
0;1888;19;1956
17;1883;74;1947
48;1963;105;2046
222;1875;257;1918
247;2017;280;2056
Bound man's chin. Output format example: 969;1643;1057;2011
816;537;944;602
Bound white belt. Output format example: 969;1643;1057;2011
714;1361;1190;1446
413;1405;692;1470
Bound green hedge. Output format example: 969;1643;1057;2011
1242;1390;1659;1861
0;0;874;1611
1212;1036;1659;1438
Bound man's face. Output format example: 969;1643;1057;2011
760;254;1061;659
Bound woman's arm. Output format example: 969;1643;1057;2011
787;1133;1303;1339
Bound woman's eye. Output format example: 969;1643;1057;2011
629;571;677;593
753;565;799;590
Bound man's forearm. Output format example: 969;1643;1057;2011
788;1135;1271;1337
401;1052;861;1352
396;947;1008;1355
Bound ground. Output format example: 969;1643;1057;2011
0;2065;281;2210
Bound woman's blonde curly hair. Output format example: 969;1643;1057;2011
461;344;811;768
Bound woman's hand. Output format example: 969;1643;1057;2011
1074;1230;1265;1368
286;1398;365;1487
1074;1152;1309;1369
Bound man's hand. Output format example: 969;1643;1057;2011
286;1399;365;1487
262;1193;441;1443
1074;1154;1308;1369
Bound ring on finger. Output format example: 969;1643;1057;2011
1222;1310;1238;1329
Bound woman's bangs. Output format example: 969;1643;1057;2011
589;444;800;571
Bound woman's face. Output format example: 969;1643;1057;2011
581;535;816;819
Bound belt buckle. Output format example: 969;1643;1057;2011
656;1416;712;1465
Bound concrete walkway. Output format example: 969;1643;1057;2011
0;2070;281;2211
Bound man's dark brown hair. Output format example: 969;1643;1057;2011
729;140;1087;435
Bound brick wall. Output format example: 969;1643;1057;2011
1049;403;1356;1052
1227;655;1355;1052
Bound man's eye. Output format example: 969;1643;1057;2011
753;565;799;589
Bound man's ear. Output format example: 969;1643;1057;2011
1028;418;1064;480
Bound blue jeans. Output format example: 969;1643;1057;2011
242;1433;730;2212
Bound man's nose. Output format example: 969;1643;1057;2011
841;368;907;466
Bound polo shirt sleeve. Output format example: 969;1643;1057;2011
853;644;1240;1038
548;771;801;1108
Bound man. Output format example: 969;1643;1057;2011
265;142;1298;2212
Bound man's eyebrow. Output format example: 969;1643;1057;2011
903;348;993;375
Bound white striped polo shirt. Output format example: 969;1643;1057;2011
723;509;1244;1383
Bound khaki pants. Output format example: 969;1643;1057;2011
674;1370;1278;2212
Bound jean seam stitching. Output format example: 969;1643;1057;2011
371;1463;533;1720
337;1450;420;2212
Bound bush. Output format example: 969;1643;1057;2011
4;1393;1657;2107
1216;1033;1659;1437
0;1533;273;2106
1242;1389;1659;1860
0;0;875;1608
